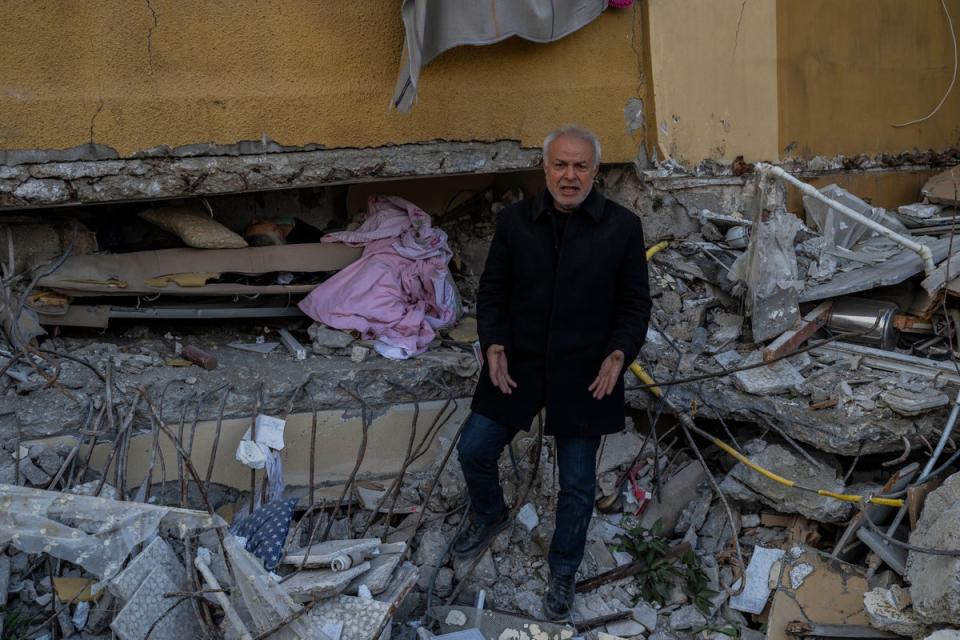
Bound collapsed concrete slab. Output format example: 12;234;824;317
906;471;960;625
719;439;857;523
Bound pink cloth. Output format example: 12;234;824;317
298;196;460;359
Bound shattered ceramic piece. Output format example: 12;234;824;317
111;568;199;640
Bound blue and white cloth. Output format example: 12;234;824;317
230;498;298;571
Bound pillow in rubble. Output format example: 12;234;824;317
137;207;248;249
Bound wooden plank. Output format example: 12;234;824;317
763;301;833;363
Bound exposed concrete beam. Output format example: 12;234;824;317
0;141;543;209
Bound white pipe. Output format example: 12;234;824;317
756;163;936;274
195;550;253;640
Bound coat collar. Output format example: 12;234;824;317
533;186;605;223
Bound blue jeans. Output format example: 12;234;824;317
457;412;601;577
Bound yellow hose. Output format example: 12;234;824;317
646;240;670;261
630;361;904;508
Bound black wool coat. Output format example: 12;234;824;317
472;187;652;438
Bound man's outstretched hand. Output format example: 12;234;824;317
589;350;625;399
487;344;517;395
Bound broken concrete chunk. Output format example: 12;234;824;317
0;554;8;607
33;447;63;477
605;618;646;637
514;589;542;618
922;167;960;206
720;439;853;523
18;457;50;485
863;587;929;638
880;388;950;417
668;604;707;630
729;546;784;614
111;568;200;640
898;203;942;219
731;351;805;396
66;480;119;500
453;549;496;585
308;323;356;349
598;429;646;473
674;487;711;535
630;601;659;632
415;528;450;568
109;537;187;602
283;561;371;602
638;461;707;532
347;551;401;595
906;471;960;625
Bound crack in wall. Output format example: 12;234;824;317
732;0;747;59
88;97;105;145
145;0;160;65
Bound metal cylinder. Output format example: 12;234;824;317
825;297;900;350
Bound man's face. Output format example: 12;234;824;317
544;135;599;212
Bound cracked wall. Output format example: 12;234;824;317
646;0;960;166
0;1;646;163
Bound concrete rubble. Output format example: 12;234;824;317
1;160;960;640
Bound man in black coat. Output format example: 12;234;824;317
453;125;652;621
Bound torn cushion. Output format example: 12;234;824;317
138;207;247;249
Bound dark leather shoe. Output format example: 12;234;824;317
543;572;576;622
452;511;509;558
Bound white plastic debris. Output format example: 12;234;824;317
242;415;286;450
516;503;539;532
729;546;785;614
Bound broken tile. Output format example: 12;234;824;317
309;595;392;640
109;537;187;602
111;568;200;640
766;547;872;640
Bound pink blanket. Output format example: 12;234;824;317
298;195;460;359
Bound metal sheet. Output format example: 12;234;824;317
800;237;953;303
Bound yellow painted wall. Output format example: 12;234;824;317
777;0;960;158
784;169;942;213
0;1;645;161
646;0;780;165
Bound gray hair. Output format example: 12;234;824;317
542;125;602;168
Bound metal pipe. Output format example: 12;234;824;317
872;389;960;577
195;549;252;640
756;163;936;274
921;388;960;481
